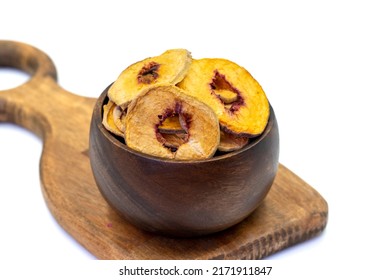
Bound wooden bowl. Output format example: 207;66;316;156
89;85;280;237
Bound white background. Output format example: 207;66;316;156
1;0;390;278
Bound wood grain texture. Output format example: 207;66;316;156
0;40;328;259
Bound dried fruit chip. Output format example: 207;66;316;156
218;130;249;152
124;85;220;160
112;104;126;133
178;58;270;137
102;100;124;137
108;49;192;107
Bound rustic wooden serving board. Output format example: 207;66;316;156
0;40;328;259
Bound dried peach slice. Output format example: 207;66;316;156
218;130;249;152
108;49;192;107
112;104;127;134
178;58;270;137
102;100;124;137
124;85;220;160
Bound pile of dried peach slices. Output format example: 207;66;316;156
102;49;270;160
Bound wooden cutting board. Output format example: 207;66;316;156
0;40;328;259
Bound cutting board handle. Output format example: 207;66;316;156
0;40;59;135
0;40;95;138
0;40;57;81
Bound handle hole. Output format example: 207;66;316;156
0;68;31;90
